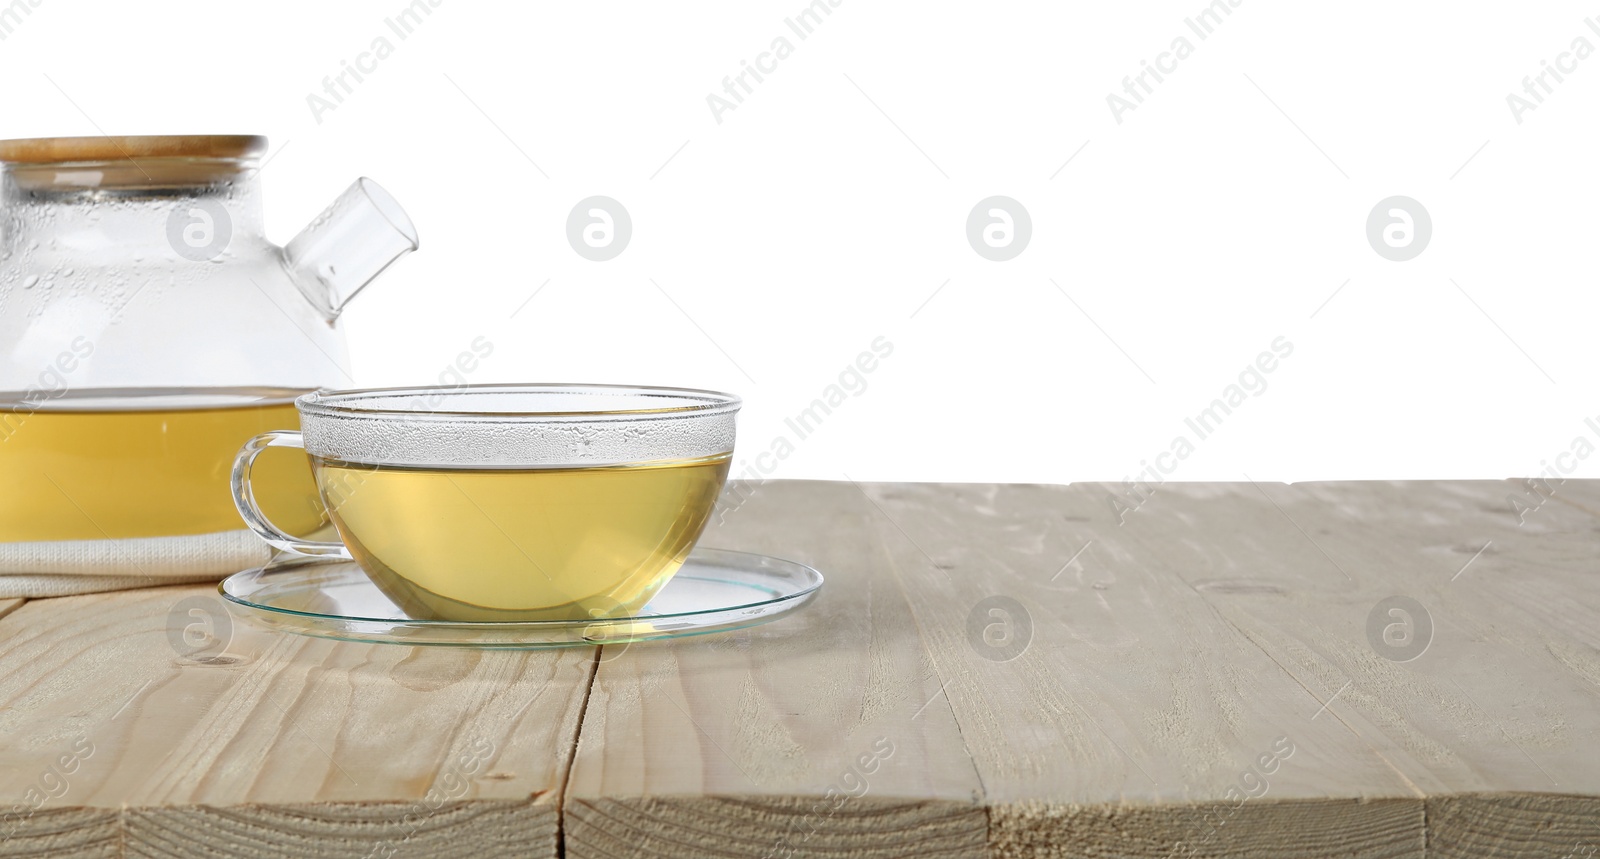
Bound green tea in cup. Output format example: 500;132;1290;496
232;384;738;622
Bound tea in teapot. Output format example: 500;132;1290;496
0;136;417;542
0;387;326;541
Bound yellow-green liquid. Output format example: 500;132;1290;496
313;455;730;621
0;388;325;542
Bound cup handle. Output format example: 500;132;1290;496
231;431;350;558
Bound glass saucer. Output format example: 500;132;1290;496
219;548;823;648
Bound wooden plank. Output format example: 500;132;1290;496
3;480;1594;858
1492;478;1600;703
0;807;119;859
0;582;596;857
0;598;23;623
1270;480;1600;859
858;481;1427;858
1212;480;1600;789
1426;793;1600;859
563;480;987;859
1086;479;1600;859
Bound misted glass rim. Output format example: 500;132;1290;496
296;382;742;420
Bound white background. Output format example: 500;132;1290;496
4;0;1596;486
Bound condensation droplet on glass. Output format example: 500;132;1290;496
21;275;38;289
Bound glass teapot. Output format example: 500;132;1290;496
0;135;417;543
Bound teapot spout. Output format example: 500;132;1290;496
284;178;418;321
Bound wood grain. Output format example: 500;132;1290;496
1233;480;1600;857
564;480;987;859
860;481;1428;857
0;807;118;859
990;797;1420;859
0;583;595;857
1426;793;1600;859
2;480;1597;858
1056;479;1600;858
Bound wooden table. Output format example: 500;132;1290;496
1;480;1597;858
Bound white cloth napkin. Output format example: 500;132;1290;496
0;530;272;599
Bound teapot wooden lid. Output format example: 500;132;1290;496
0;135;267;164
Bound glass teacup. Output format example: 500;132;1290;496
231;384;739;622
